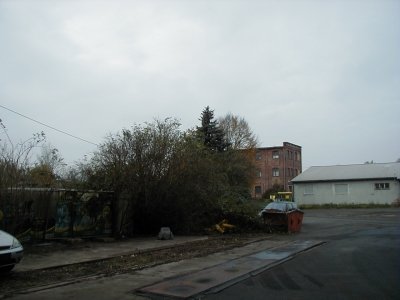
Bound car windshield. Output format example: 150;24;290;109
264;202;297;212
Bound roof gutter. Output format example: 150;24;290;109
292;177;399;184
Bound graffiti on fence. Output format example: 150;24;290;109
0;189;113;240
0;196;37;239
54;191;112;237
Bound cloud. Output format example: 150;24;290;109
0;0;399;167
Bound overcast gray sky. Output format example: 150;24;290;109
0;0;399;170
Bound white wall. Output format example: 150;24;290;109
293;180;400;205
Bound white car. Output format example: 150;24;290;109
0;230;24;272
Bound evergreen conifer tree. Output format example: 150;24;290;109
197;106;229;152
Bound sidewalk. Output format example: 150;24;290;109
137;240;323;299
17;236;209;272
8;237;321;300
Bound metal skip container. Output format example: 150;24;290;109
261;201;304;233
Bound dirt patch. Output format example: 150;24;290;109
0;234;268;296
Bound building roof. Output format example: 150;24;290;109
291;162;400;183
257;142;301;151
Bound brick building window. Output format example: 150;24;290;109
256;170;262;178
272;168;279;177
272;151;279;159
295;152;301;161
255;186;262;194
256;152;262;160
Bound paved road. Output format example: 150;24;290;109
5;208;399;300
204;209;400;300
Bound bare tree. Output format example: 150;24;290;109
218;113;259;150
37;144;64;172
0;120;47;235
29;143;65;187
0;119;46;188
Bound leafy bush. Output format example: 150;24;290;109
82;116;258;236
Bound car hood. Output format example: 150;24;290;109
0;230;14;247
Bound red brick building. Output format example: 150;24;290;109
252;142;302;198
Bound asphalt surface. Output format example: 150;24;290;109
4;208;400;300
137;240;323;299
5;237;296;300
204;208;400;300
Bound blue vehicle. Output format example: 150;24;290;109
259;201;303;233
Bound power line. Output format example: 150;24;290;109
0;104;99;146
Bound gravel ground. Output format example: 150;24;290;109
0;234;269;295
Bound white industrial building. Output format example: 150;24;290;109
291;162;400;206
